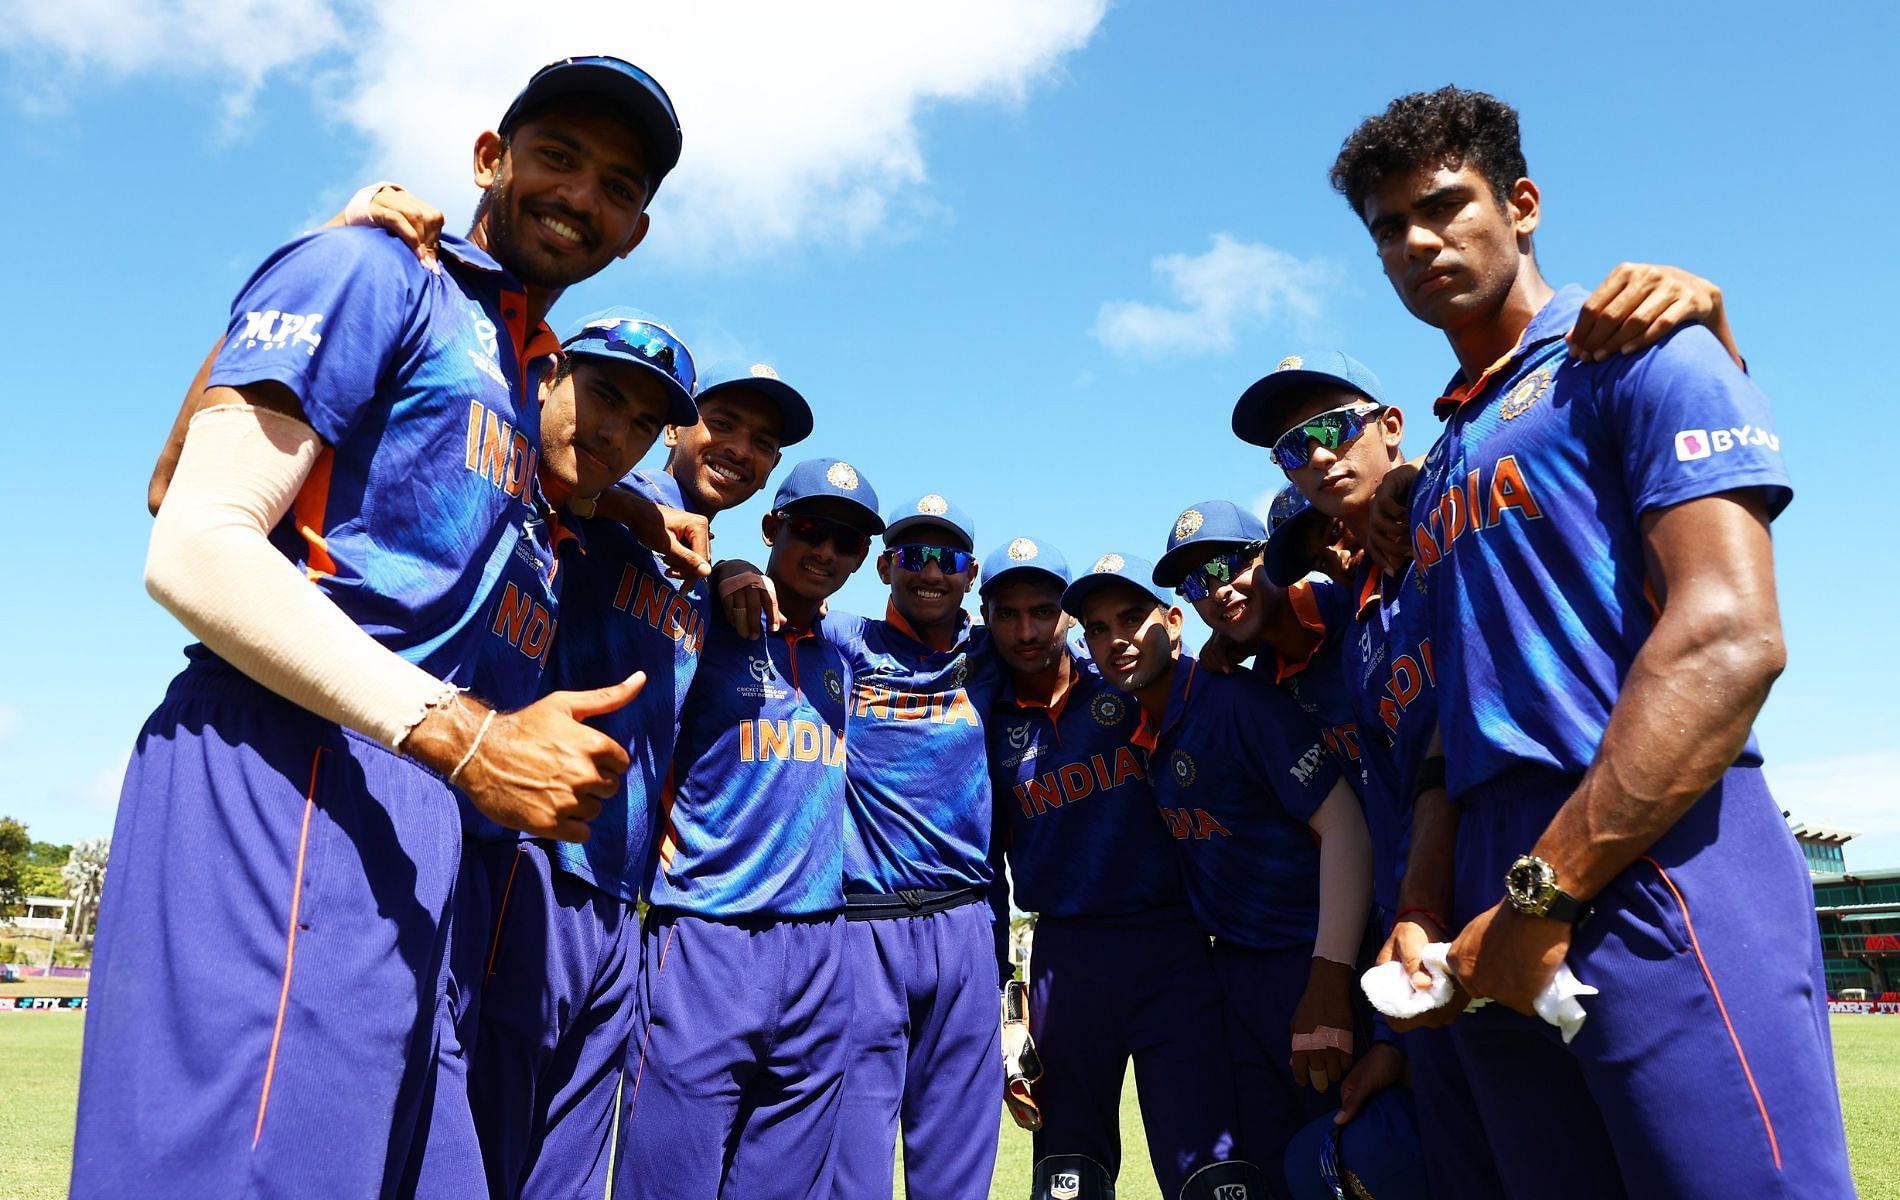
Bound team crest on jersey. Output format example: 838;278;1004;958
1050;1174;1080;1200
825;668;844;703
949;656;969;687
1170;751;1197;786
1092;553;1125;574
1007;537;1039;561
1500;368;1551;420
917;494;949;516
1173;508;1204;541
1091;692;1126;726
826;461;861;490
1277;354;1303;372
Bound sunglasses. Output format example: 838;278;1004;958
1316;1124;1346;1200
1177;542;1264;603
568;319;698;396
888;544;976;575
778;511;871;557
1270;401;1384;471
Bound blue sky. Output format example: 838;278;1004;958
2;2;1896;863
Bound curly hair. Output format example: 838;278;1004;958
1330;86;1527;220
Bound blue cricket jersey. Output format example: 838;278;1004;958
1407;286;1792;803
1273;578;1368;791
647;617;852;916
988;656;1182;916
206;228;558;689
830;606;1003;894
542;469;709;902
1135;654;1339;950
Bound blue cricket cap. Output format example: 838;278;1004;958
561;308;699;427
1261;483;1331;587
500;56;683;194
695;365;815;447
1152;500;1268;588
1061;552;1173;617
883;493;975;551
771;457;883;532
1232;350;1388;448
979;536;1070;599
1283;1088;1428;1200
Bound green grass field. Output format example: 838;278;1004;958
5;1014;1896;1200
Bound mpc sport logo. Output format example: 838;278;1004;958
237;309;324;355
1049;1173;1080;1200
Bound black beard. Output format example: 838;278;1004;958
475;174;597;291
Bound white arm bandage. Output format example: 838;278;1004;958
145;403;460;750
341;181;400;227
1307;779;1375;967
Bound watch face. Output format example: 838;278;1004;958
1507;856;1554;911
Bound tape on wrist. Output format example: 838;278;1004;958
343;181;399;227
1291;1026;1354;1054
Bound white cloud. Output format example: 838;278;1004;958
1094;233;1342;358
1765;748;1900;869
0;0;1106;261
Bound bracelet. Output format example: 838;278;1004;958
448;709;496;785
1395;906;1448;934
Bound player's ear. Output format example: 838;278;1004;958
761;512;780;546
473;130;504;189
616;211;652;260
1380;405;1405;449
1510;177;1541;239
876;552;893;586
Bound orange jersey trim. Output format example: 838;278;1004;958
483;846;528;987
253;747;325;1148
292;447;338;581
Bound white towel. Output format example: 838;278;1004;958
1360;942;1599;1044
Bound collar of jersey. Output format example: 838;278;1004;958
882;600;972;653
1131;653;1198;751
434;234;560;379
1432;284;1589;418
1350;561;1384;623
1002;650;1091;723
1272;581;1331;684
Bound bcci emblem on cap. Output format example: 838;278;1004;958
1091;553;1124;574
1008;537;1039;561
826;461;860;490
917;494;949;516
1173;508;1204;541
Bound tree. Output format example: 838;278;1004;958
62;838;110;944
0;817;30;911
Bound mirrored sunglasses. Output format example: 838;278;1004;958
1270;401;1383;471
890;544;975;575
779;512;870;557
1177;542;1264;603
573;319;698;396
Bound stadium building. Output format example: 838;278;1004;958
1793;820;1900;998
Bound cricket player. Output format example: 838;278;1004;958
73;56;682;1198
1330;85;1855;1197
464;363;811;1199
981;537;1247;1200
1066;552;1370;1191
619;456;883;1199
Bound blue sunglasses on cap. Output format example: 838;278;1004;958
569;317;698;396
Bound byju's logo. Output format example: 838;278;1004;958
1676;425;1780;462
238;310;324;355
1674;429;1711;461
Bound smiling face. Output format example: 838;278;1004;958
1362;161;1539;337
664;391;784;515
1278;388;1406;528
472;101;654;290
1078;585;1181;694
1184;544;1277;643
537;357;670;501
878;523;976;632
764;498;873;612
982;576;1070;678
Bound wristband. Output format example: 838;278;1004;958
342;181;399;227
1413;755;1447;798
1395;906;1448;935
448;709;496;785
1291;1027;1354;1054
